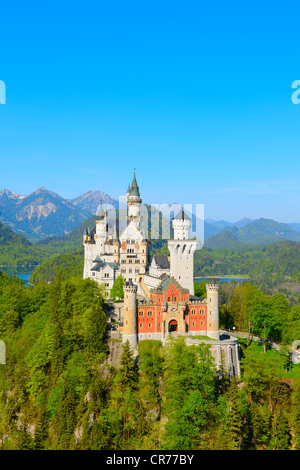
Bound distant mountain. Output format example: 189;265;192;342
0;187;91;240
232;217;255;228
288;223;300;233
69;190;119;215
204;218;300;250
205;219;232;230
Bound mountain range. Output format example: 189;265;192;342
0;187;299;249
204;218;300;250
0;188;117;240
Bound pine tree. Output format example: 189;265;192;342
16;419;33;450
227;377;244;450
291;381;300;449
34;407;49;450
272;407;291;450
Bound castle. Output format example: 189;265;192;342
83;173;241;376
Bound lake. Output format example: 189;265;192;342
0;267;36;287
0;268;247;288
195;277;247;283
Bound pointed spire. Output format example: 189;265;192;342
174;206;191;221
129;171;140;197
96;199;105;220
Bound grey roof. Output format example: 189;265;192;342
189;294;204;301
128;172;140;197
153;255;170;270
91;263;102;272
92;255;102;263
96;199;105;220
174;208;191;221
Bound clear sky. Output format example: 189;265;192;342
0;1;300;222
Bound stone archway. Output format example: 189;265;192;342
168;319;178;333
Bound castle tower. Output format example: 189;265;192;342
206;279;220;340
95;199;107;255
123;280;138;349
127;172;141;220
167;208;197;295
83;228;96;279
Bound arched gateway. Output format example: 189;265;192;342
168;320;178;333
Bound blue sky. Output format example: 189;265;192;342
0;1;300;222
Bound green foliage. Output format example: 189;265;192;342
109;275;125;299
194;241;300;282
0;271;299;450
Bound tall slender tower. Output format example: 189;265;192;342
95;199;107;255
167;208;197;295
123;280;138;349
206;279;220;340
127;172;141;221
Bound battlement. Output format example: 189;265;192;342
124;280;138;293
206;283;220;292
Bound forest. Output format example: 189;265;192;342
0;272;300;450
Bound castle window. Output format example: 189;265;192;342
200;321;204;326
191;309;196;315
138;311;144;317
158;323;161;328
139;324;143;328
174;297;177;302
192;321;195;326
148;323;152;328
147;311;152;316
167;297;171;302
200;309;204;314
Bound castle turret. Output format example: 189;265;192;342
95;199;107;254
127;172;141;219
167;208;197;295
123;280;138;349
206;279;220;340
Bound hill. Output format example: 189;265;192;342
194;240;300;282
0;221;44;266
204;218;300;250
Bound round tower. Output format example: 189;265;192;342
172;207;191;240
95;200;107;254
127;172;141;219
206;279;220;340
123;280;138;349
168;208;197;294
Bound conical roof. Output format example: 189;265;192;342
174;207;191;221
129;172;140;197
96;199;105;220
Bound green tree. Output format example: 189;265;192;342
110;275;125;299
